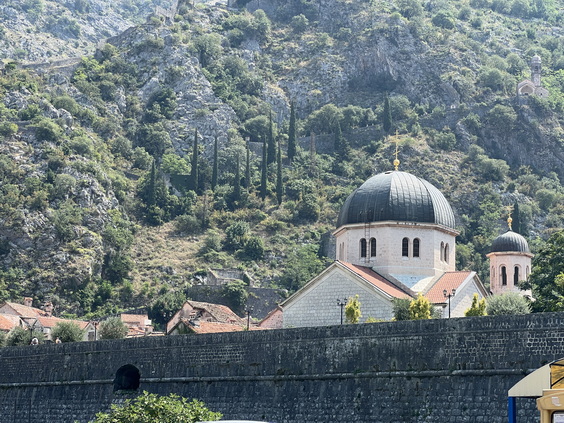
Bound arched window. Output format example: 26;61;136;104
526;266;530;278
360;238;367;258
402;238;409;257
413;238;420;258
501;266;507;286
114;364;140;392
444;244;449;263
514;266;520;285
440;242;445;261
370;238;377;257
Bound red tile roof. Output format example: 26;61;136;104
337;261;413;299
186;301;245;325
0;302;45;318
424;271;474;303
0;314;20;331
188;321;247;334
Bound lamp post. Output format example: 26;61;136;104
245;307;253;330
336;298;348;325
443;288;456;318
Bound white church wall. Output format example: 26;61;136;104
488;253;532;296
283;267;394;328
335;223;456;282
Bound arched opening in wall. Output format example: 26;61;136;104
360;238;367;258
114;364;141;392
440;242;445;261
501;266;507;286
444;244;449;263
413;238;420;258
514;265;520;286
370;238;376;257
402;238;409;257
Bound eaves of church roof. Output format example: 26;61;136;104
424;271;476;304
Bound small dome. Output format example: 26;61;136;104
337;171;456;229
491;230;530;253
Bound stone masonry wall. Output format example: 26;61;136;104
2;313;564;422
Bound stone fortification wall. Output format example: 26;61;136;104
2;313;564;422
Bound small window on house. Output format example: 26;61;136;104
114;364;140;392
370;238;376;257
514;266;520;285
360;238;367;258
501;266;507;286
402;238;409;257
413;238;420;258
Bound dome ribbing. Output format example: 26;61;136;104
490;230;530;253
336;171;456;229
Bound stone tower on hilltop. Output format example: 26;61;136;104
517;55;549;98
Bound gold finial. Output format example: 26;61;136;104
507;205;513;230
391;133;400;171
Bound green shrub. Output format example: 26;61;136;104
486;293;531;315
34;119;63;143
51;321;85;343
0;122;18;137
409;294;432;320
98;316;128;339
392;298;411;321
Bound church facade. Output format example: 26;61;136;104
281;167;490;327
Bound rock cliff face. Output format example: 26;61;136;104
0;0;166;62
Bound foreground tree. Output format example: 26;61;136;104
6;326;44;346
51;321;85;343
522;230;564;312
91;391;222;423
486;293;531;316
465;294;487;317
98;316;129;340
345;295;362;324
409;294;432;320
392;298;411;321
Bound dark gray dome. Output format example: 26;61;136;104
491;230;530;253
337;171;456;229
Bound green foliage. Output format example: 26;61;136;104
523;230;564;311
6;326;43;346
0;121;18;137
34;119;63;142
220;280;248;314
91;391;222;423
409;294;432;320
465;293;487;317
223;221;250;251
392;298;411;321
486;292;531;315
149;291;187;329
432;11;455;29
345;295;362;324
98;316;128;339
280;245;327;292
51;321;85;343
242;235;264;261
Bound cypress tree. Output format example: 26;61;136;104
190;128;199;192
335;122;350;159
267;111;276;165
383;92;392;134
148;159;156;207
244;140;251;190
288;101;297;163
512;202;522;234
211;135;218;192
260;136;267;201
276;139;283;205
233;153;241;204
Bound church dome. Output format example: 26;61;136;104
490;230;530;253
336;171;456;229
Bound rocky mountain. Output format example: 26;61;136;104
1;0;564;321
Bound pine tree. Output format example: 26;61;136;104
190;128;199;192
409;294;432;320
287;101;297;163
244;141;251;190
465;293;487;317
383;92;392;134
211;135;218;192
148;159;156;207
276;139;283;205
260;136;267;200
345;295;362;324
267;111;276;165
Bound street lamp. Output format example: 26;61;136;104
443;288;456;318
245;307;253;330
336;298;348;325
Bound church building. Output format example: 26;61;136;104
517;55;549;98
281;160;490;327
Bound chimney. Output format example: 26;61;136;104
42;301;53;317
23;297;33;307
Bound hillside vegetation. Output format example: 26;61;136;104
1;0;564;322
